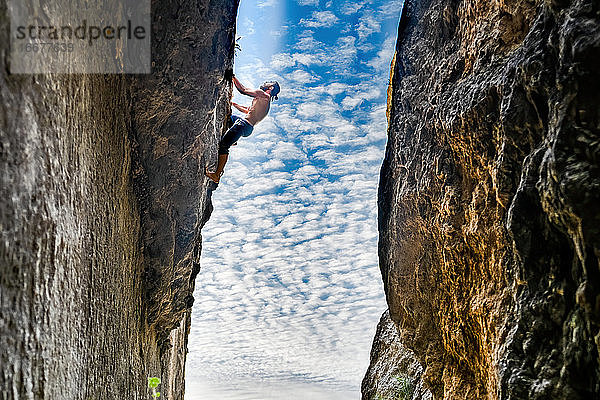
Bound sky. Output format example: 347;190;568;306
186;0;403;398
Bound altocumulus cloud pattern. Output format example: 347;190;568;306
186;0;403;399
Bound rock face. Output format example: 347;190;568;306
362;311;432;400
365;0;600;399
0;0;238;399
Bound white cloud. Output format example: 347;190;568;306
293;53;325;67
296;102;333;118
242;17;256;36
378;0;405;15
295;31;323;52
300;11;339;28
356;13;381;40
297;0;320;6
342;96;363;109
257;0;278;7
367;35;396;71
340;0;369;15
324;82;349;96
332;36;357;68
271;53;296;69
290;69;318;84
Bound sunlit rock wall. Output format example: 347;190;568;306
365;0;599;399
0;0;238;398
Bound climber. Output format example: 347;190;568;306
205;70;280;184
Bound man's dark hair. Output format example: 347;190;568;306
261;81;280;100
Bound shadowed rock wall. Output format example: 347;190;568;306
365;0;599;399
0;0;238;399
362;311;432;400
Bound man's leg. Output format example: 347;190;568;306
205;153;228;183
205;126;238;184
205;119;248;184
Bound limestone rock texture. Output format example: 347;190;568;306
362;310;432;400
0;0;238;399
365;0;600;399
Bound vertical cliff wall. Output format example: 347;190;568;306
0;1;238;399
364;0;599;399
362;311;432;400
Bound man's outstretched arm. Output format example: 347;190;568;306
232;76;263;97
232;102;249;114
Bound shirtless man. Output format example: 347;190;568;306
205;74;280;184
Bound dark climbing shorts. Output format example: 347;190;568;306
218;115;254;155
